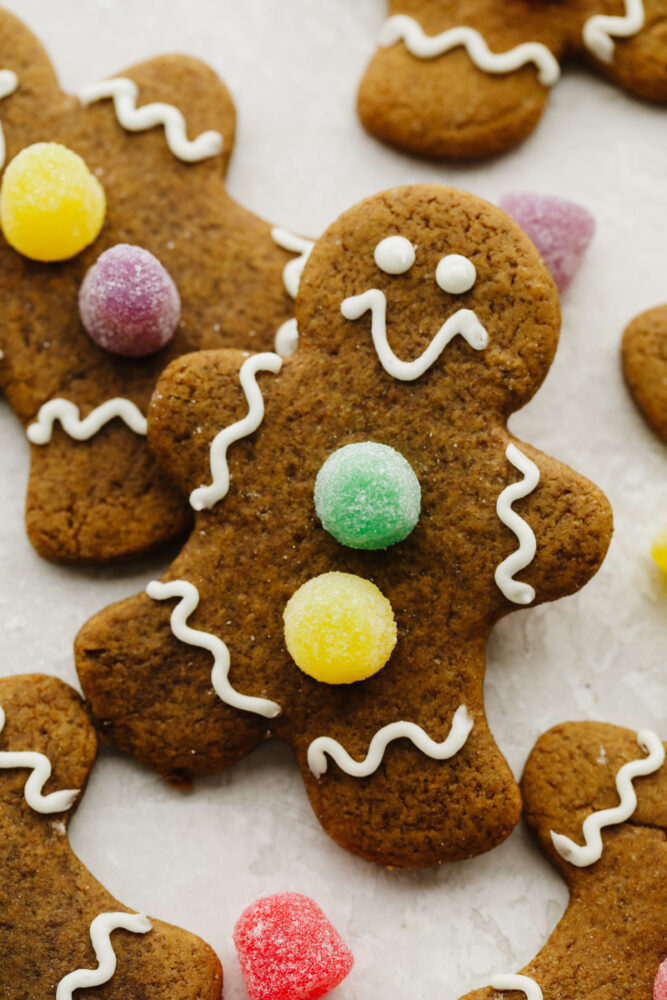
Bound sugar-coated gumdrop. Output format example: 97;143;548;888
654;959;667;1000
233;893;354;1000
283;572;396;684
79;244;181;356
499;192;595;292
314;441;421;550
651;530;667;574
0;142;105;261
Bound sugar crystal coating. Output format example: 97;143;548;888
233;893;353;1000
283;571;397;684
79;244;181;356
314;441;421;549
499;192;595;292
0;142;106;261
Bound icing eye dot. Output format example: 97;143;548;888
283;572;397;685
314;442;421;550
374;235;416;275
435;253;476;294
0;142;106;261
650;529;667;575
79;244;181;356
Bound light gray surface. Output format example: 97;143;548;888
0;2;665;997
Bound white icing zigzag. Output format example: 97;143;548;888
146;578;281;719
0;69;18;171
271;227;315;300
307;705;473;778
0;704;79;814
78;77;223;163
490;973;543;999
583;0;645;63
340;288;488;381
190;352;282;510
379;15;561;87
26;398;147;444
55;911;152;1000
550;728;665;867
494;443;539;605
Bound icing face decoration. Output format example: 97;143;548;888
0;142;106;261
341;236;488;381
283;572;397;684
314;442;421;550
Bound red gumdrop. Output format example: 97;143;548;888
654;958;667;999
233;893;354;1000
499;192;595;293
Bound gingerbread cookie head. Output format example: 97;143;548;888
0;8;310;562
76;185;612;869
0;673;222;1000
357;1;667;159
621;303;667;444
458;721;667;1000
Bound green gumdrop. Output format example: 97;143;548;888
314;442;421;550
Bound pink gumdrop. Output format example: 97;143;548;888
233;893;354;1000
79;243;180;356
654;958;667;999
499;192;595;293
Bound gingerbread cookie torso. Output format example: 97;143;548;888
76;185;613;869
0;673;222;1000
458;721;667;999
0;8;312;562
621;303;667;443
357;0;667;158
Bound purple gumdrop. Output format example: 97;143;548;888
499;192;595;293
79;244;181;356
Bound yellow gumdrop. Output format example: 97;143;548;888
0;142;106;261
651;529;667;574
283;571;397;684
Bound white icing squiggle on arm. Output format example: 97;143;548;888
550;729;665;867
490;973;543;999
78;78;223;163
0;705;79;813
190;352;282;510
0;69;19;171
379;15;560;86
341;288;488;381
55;912;152;1000
26;398;147;444
583;0;645;63
307;704;472;778
495;443;539;605
146;579;281;719
271;227;315;299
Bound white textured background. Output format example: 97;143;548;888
0;2;666;998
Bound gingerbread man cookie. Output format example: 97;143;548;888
621;304;667;444
357;1;667;158
458;720;666;1000
0;8;312;562
75;185;612;869
0;672;222;999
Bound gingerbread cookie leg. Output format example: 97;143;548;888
621;304;667;443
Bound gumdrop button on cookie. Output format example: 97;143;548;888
79;244;181;356
0;142;105;261
233;893;353;1000
655;959;667;1000
76;185;613;869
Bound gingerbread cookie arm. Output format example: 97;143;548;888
621;304;667;443
581;3;667;102
0;9;61;108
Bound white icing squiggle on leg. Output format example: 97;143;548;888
0;705;79;813
490;973;543;999
341;288;488;381
146;578;281;719
26;398;147;444
55;912;152;1000
307;704;473;778
494;443;539;605
583;0;645;63
550;728;664;867
271;227;315;299
78;77;223;163
190;352;282;510
0;69;18;171
379;16;561;86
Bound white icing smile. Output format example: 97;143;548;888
0;69;18;171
